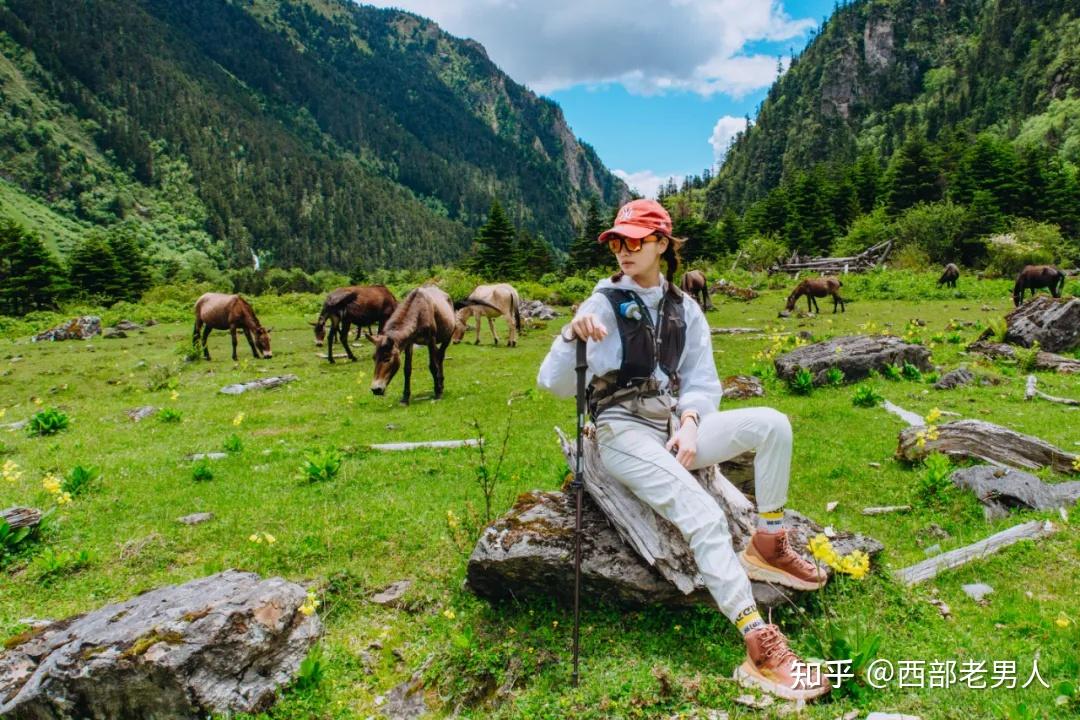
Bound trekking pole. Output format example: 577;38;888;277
571;338;587;686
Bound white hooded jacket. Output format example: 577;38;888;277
536;274;723;419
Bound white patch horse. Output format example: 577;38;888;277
452;283;522;347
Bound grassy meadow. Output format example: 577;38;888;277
1;270;1079;719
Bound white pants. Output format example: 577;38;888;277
596;407;793;622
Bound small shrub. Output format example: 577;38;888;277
0;518;40;564
987;317;1008;342
63;465;100;497
301;448;342;483
294;648;325;691
750;362;778;382
946;332;964;344
191;460;214;482
901;362;923;381
824;367;845;386
27;408;69;437
224;434;244;453
924;371;940;385
145;363;180;391
882;363;903;381
851;385;883;408
1016;341;1041;373
176;340;200;362
159;408;182;424
788;367;815;395
35;547;91;585
915;452;953;508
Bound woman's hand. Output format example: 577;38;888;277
665;421;698;469
569;313;607;341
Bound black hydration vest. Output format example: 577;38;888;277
587;286;687;418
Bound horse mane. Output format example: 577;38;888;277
384;289;424;344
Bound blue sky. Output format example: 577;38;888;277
364;1;837;195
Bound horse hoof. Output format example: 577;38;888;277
399;398;411;406
349;357;358;362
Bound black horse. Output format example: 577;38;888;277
937;263;960;288
1013;265;1065;307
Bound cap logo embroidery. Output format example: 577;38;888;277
619;206;634;221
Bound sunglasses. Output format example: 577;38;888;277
608;234;661;254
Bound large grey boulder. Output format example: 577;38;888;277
774;334;932;385
950;465;1080;520
0;570;321;719
1003;295;1080;353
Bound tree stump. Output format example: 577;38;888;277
466;430;882;610
1002;295;1080;353
897;419;1079;474
775;335;932;385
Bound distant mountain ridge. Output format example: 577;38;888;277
0;0;628;272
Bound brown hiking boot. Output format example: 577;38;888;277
734;624;832;701
739;529;827;591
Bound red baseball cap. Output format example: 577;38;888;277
597;199;673;243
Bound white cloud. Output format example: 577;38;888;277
613;169;684;199
362;0;813;97
708;114;749;162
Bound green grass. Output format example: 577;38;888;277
1;274;1078;719
0;177;88;256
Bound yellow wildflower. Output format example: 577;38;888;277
346;395;354;404
42;474;62;495
915;430;928;449
552;620;559;629
170;390;179;401
1073;455;1080;473
56;491;72;505
249;533;262;543
32;396;42;406
1056;612;1071;629
839;550;871;580
673;625;682;632
2;459;22;483
926;408;942;424
355;370;367;384
299;590;320;617
232;412;245;426
443;609;456;620
264;533;276;544
0;408;6;418
446;510;460;530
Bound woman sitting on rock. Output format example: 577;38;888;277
537;199;831;702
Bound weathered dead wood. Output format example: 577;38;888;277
861;505;912;516
369;439;481;451
882;400;924;427
966;340;1080;373
1024;375;1080;406
708;280;759;301
219;375;298;395
769;240;892;276
774;334;932;385
894;520;1056;585
950;465;1080;519
1;506;42;530
1003;295;1080;353
711;327;762;335
897;419;1080;475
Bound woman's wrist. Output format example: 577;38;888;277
680;410;700;427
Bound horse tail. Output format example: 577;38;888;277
513;294;522;332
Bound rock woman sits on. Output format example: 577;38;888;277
537;199;832;702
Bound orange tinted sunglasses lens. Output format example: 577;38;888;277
608;235;645;253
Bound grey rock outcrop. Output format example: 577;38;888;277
31;316;102;343
950;465;1080;520
0;570;321;719
721;375;765;400
1003;295;1080;353
775;334;932;385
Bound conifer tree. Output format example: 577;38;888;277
0;220;66;315
105;223;152;301
514;229;556;279
566;197;607;274
68;231;125;303
472;200;517;279
886;136;942;214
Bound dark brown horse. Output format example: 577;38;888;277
1013;264;1065;306
680;270;711;310
368;286;455;405
311;285;397;363
937;263;960;288
786;276;845;314
193;293;271;361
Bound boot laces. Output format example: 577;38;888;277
777;532;816;573
758;625;798;665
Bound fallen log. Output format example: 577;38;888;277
966;340;1080;374
775;335;932;385
896;419;1080;475
711;327;762;335
894;520;1056;585
708;280;759;301
861;505;912;516
1003;296;1080;353
882;400;924;427
219;375;298;395
369;439;481;451
1024;375;1080;406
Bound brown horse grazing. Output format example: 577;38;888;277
680;270;711;310
311;285;397;363
786;276;845;314
451;283;521;346
937;263;960;288
193;293;272;361
368;286;455;405
1013;264;1066;306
